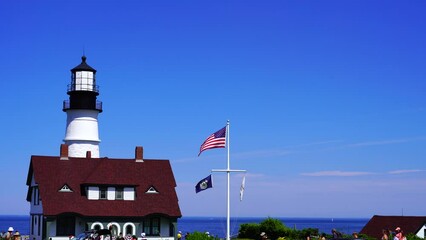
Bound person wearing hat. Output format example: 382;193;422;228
177;231;182;240
5;227;14;240
13;231;21;240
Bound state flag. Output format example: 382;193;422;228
195;175;213;193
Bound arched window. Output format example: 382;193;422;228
123;223;136;236
107;223;120;237
91;222;103;231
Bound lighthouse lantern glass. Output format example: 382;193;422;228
73;71;95;91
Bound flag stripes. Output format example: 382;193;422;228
198;126;226;156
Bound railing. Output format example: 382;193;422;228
67;84;99;93
63;100;103;112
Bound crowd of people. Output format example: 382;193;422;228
0;227;21;240
252;226;409;240
381;227;407;240
1;225;409;240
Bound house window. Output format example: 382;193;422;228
59;184;73;192
146;186;158;194
33;187;40;205
116;187;123;200
31;215;34;235
38;215;41;236
152;218;159;235
99;187;107;199
143;218;160;236
123;223;136;236
126;225;133;236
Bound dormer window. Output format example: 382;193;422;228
146;186;158;194
87;185;135;201
59;184;73;192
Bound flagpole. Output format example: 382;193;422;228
226;120;230;240
210;120;246;240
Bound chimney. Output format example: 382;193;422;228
135;146;144;162
86;151;91;159
60;144;69;160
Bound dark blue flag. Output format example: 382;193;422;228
195;175;213;193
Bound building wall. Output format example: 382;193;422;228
29;174;43;214
29;173;44;240
82;217;176;238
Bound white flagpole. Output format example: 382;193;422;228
211;120;246;240
226;120;230;240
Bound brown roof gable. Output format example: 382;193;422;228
360;215;426;239
26;155;181;218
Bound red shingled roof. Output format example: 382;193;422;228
26;156;181;218
360;215;426;239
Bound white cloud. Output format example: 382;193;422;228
347;139;410;147
301;170;375;177
388;169;425;175
285;140;343;149
232;149;292;159
347;136;426;148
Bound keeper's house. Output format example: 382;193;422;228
360;215;426;239
26;56;181;240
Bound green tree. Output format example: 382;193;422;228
238;223;261;239
259;217;292;240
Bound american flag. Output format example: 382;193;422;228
198;126;226;156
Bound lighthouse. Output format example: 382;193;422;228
63;56;102;158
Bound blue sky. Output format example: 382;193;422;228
0;0;425;218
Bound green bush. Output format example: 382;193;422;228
406;233;423;240
259;217;292;240
186;231;220;240
238;223;261;239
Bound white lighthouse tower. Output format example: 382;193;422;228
63;56;102;158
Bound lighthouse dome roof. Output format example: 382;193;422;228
71;55;97;73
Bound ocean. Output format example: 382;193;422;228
176;217;369;238
0;216;368;238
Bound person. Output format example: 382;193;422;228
394;227;401;240
13;231;21;240
260;232;267;240
140;233;146;240
352;232;359;239
332;229;343;239
184;232;190;240
305;232;311;240
382;229;390;240
394;227;406;240
332;229;338;239
320;233;326;240
177;231;182;240
5;227;14;240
